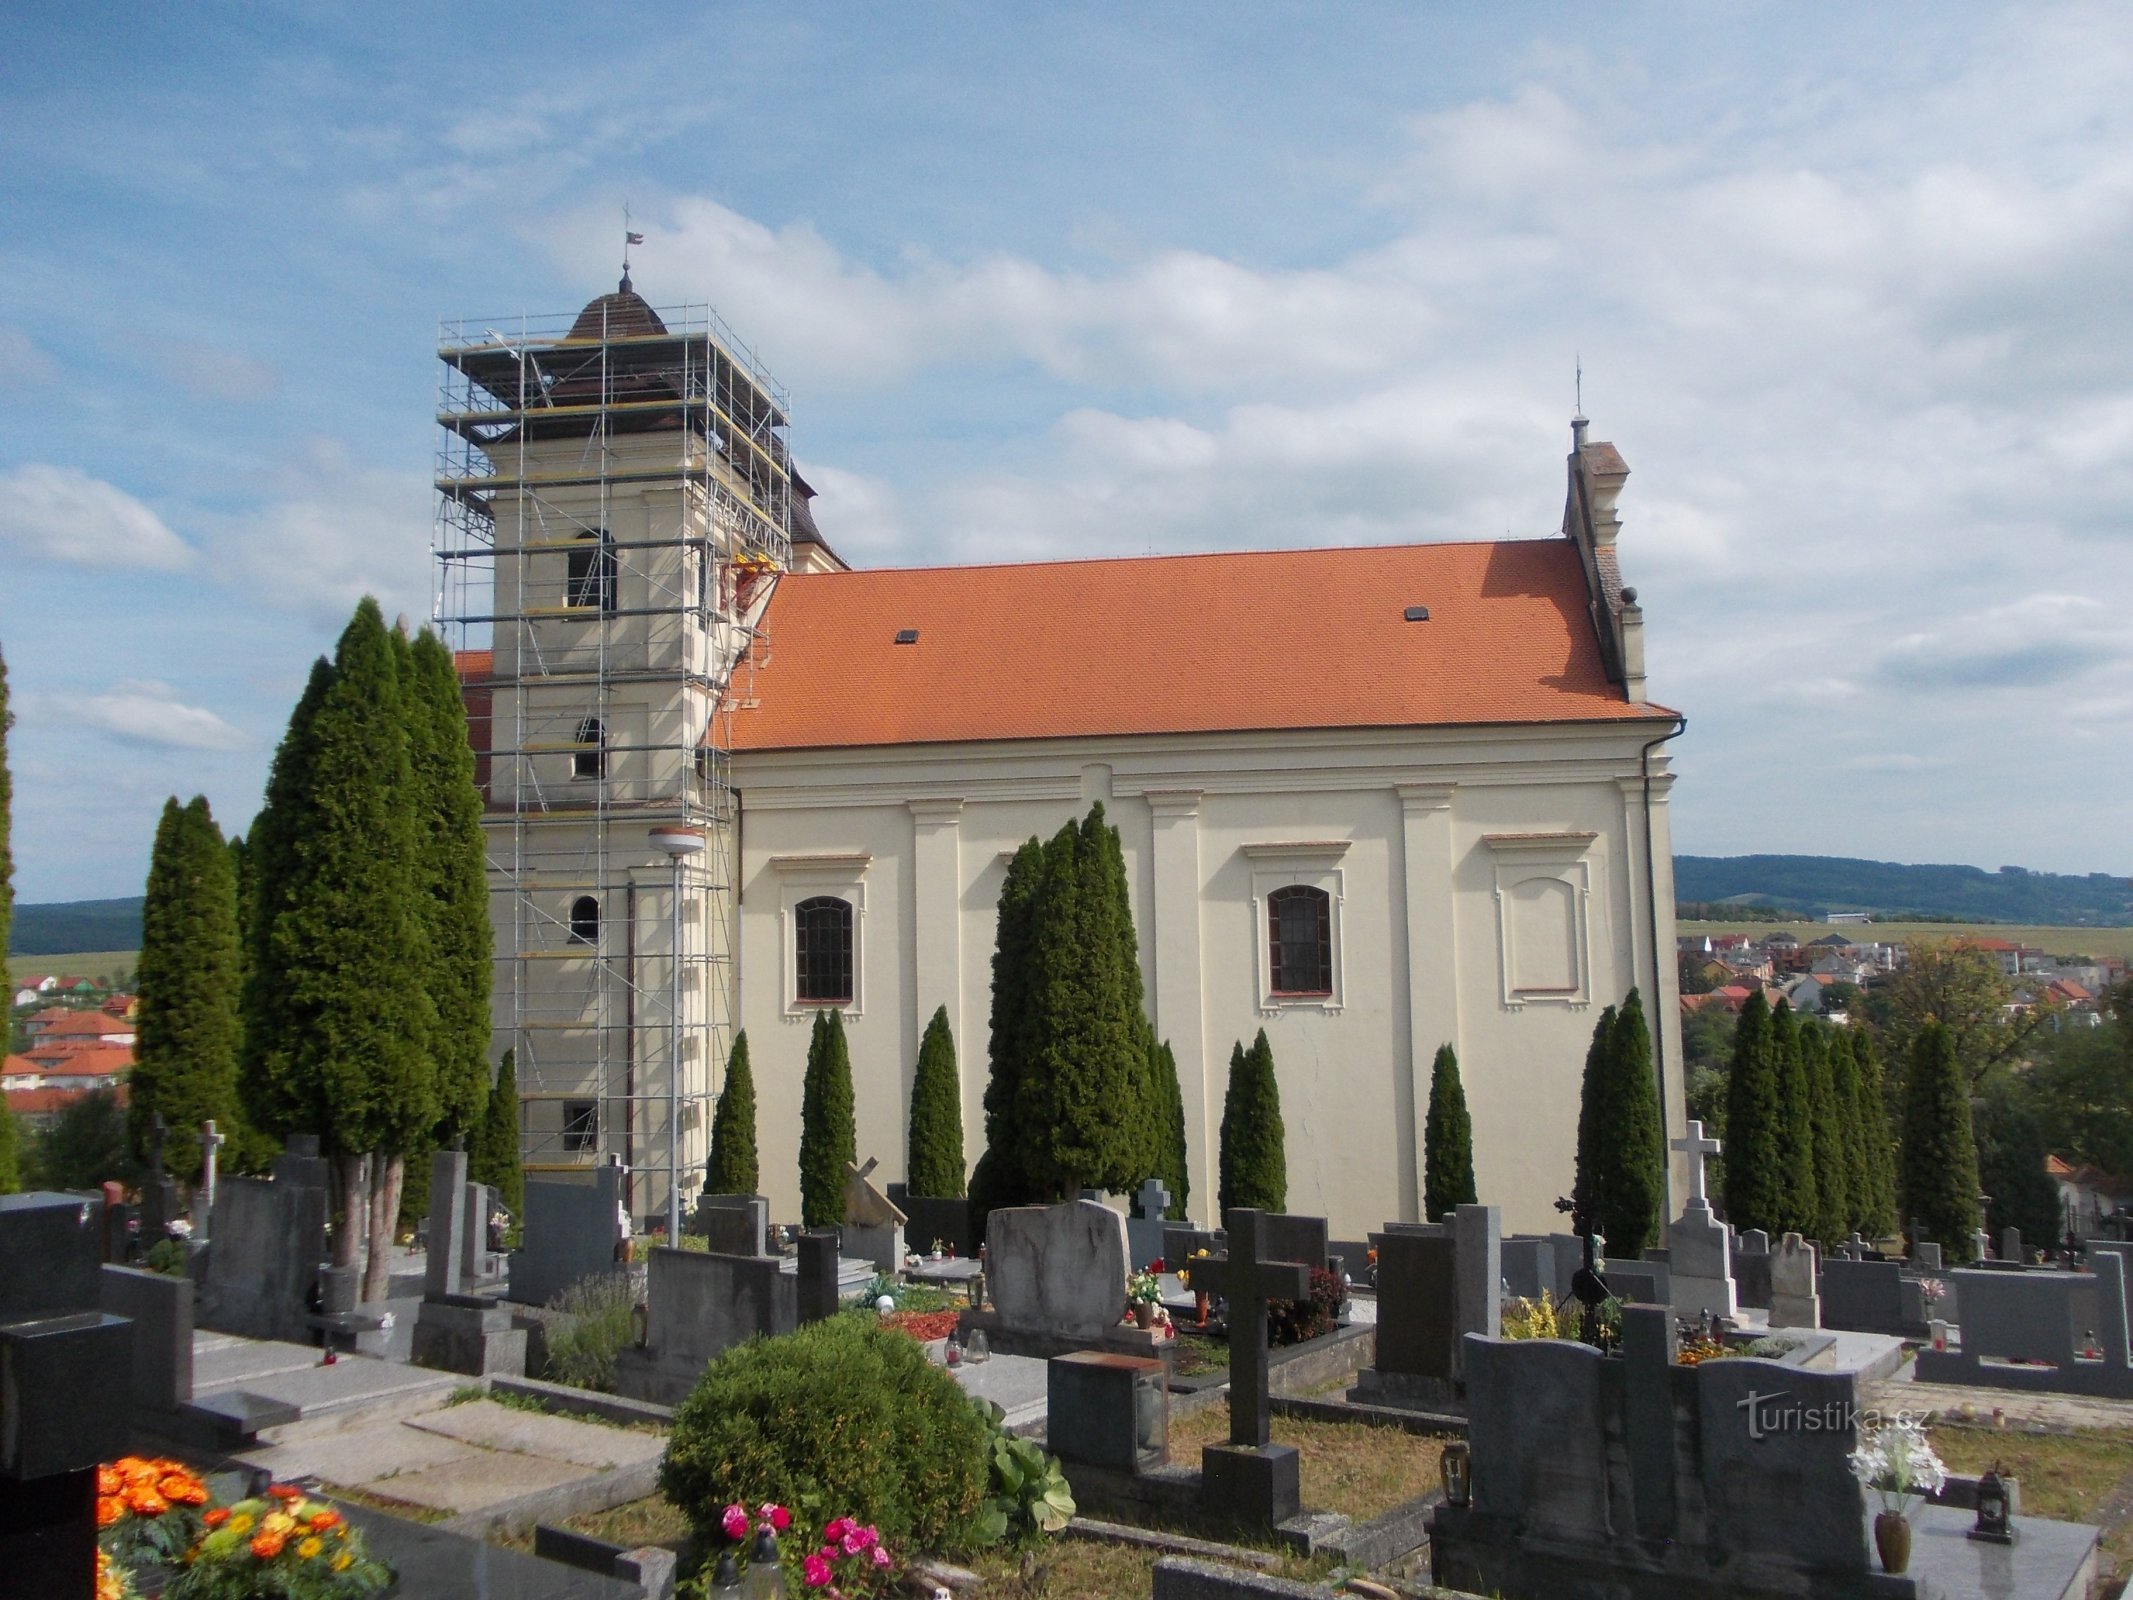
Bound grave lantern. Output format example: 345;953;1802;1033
1968;1465;2015;1545
741;1524;786;1598
1440;1440;1472;1508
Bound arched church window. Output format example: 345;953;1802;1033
573;717;606;780
568;896;599;946
794;895;854;1004
1268;885;1333;996
565;529;618;613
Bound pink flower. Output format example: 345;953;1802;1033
842;1530;867;1555
824;1517;851;1542
722;1504;749;1541
803;1552;832;1588
764;1503;793;1532
871;1545;891;1569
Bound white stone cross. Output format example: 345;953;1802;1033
1136;1176;1172;1223
197;1119;226;1208
1672;1120;1722;1206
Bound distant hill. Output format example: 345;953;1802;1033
1675;856;2133;927
7;897;146;956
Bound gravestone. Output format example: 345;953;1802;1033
139;1113;180;1243
796;1229;842;1326
1602;1256;1669;1306
413;1149;527;1377
1190;1209;1312;1531
1164;1224;1224;1276
1499;1237;1555;1301
1437;1313;1877;1598
462;1180;506;1285
1916;1255;2133;1397
2002;1226;2024;1264
1264;1212;1332;1280
1732;1228;1773;1309
1350;1205;1500;1410
1126;1177;1172;1270
840;1158;907;1272
887;1182;976;1260
614;1244;796;1404
981;1201;1131;1342
1667;1121;1738;1320
200;1138;330;1342
100;1263;193;1416
1819;1256;1915;1337
507;1163;629;1307
1047;1350;1169;1471
694;1193;770;1259
192;1118;226;1235
1768;1232;1821;1329
0;1193;136;1600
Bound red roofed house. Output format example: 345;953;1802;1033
448;279;1687;1236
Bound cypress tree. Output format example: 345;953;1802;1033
406;629;492;1145
1902;1022;1982;1261
1423;1043;1477;1223
1848;1028;1900;1239
1802;1023;1850;1244
1150;1037;1189;1220
240;655;335;1135
1827;1026;1873;1235
1722;991;1781;1234
1770;1001;1818;1238
907;1006;966;1198
705;1030;759;1196
470;1048;524;1220
227;833;252;960
1572;1004;1617;1238
798;1007;856;1228
971;838;1044;1222
131;796;246;1181
1218;1030;1286;1218
1574;990;1665;1255
261;601;439;1273
1018;809;1146;1197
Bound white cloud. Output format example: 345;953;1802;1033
37;680;249;752
0;465;194;570
199;440;433;626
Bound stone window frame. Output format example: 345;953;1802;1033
1484;831;1597;1010
1242;841;1351;1016
770;853;871;1019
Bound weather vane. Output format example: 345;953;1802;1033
623;202;645;287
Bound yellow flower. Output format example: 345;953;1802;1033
263;1510;296;1536
332;1551;354;1572
227;1511;255;1536
298;1536;324;1559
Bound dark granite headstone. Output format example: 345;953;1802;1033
508;1165;628;1307
100;1264;193;1414
1192;1209;1311;1535
693;1193;769;1258
426;1148;470;1300
1369;1226;1457;1380
797;1229;842;1326
1047;1351;1168;1471
1819;1256;1911;1337
613;1246;796;1405
1262;1212;1330;1279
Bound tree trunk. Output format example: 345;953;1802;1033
364;1154;403;1303
333;1152;368;1273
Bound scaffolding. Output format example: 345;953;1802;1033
432;282;790;1223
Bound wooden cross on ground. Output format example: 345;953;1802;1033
1188;1208;1312;1448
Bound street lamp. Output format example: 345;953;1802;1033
648;825;706;1244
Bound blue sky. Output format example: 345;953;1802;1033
4;4;2130;901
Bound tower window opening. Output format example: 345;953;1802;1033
566;529;618;613
573;717;607;780
569;895;600;945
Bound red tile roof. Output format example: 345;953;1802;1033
5;1046;133;1078
727;539;1674;752
4;1085;128;1116
32;1012;129;1039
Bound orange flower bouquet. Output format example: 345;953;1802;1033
165;1485;391;1599
97;1456;214;1569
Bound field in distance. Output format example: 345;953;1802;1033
1679;920;2133;962
8;952;141;991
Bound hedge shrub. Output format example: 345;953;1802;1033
661;1316;992;1554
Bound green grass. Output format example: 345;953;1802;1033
1679;920;2133;962
1934;1423;2133;1583
8;951;139;991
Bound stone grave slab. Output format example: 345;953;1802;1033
364;1447;597;1514
949;1348;1048;1430
233;1418;481;1486
1916;1256;2133;1397
340;1503;640;1599
984;1201;1130;1341
408;1399;667;1473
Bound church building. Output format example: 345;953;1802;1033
440;277;1687;1240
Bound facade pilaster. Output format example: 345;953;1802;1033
1396;783;1457;1223
1146;790;1207;1217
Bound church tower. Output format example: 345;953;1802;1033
433;273;794;1226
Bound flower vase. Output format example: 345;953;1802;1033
1135;1302;1155;1329
1874;1510;1912;1574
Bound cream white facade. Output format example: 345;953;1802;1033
733;722;1687;1239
